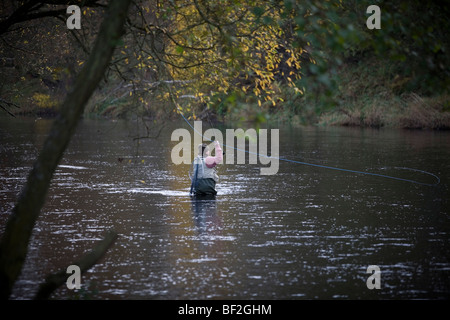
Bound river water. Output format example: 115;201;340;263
0;117;449;300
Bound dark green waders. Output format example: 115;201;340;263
195;178;217;195
190;162;217;196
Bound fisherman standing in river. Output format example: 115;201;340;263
190;141;223;196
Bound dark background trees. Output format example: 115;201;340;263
1;1;448;125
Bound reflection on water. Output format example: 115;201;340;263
0;117;449;299
191;194;218;236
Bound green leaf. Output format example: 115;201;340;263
252;6;264;17
175;46;184;54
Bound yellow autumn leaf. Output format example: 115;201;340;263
294;87;303;94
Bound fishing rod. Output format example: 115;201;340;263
176;107;440;187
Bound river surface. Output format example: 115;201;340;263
0;116;449;300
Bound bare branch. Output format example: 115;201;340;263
34;229;118;300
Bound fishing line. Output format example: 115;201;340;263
176;108;440;187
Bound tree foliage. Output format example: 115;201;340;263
0;0;448;120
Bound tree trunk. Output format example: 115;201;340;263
0;0;132;300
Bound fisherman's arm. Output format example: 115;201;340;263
205;141;222;167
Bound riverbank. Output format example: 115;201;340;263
316;56;450;130
3;56;449;130
318;92;450;130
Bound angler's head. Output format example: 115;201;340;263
198;143;210;157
